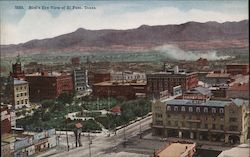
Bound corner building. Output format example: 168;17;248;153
152;98;249;144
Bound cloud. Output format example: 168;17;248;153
1;5;248;45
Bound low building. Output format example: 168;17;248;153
147;66;198;99
72;67;89;93
227;82;249;100
152;98;249;144
92;80;147;100
111;71;146;82
13;79;30;109
226;64;249;75
176;86;212;101
150;141;196;157
204;73;231;86
26;71;73;101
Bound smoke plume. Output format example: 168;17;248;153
154;45;232;61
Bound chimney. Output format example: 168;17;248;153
174;66;179;74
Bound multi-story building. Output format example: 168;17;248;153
147;66;198;99
10;55;25;80
26;71;73;101
71;57;80;67
110;71;146;82
72;68;89;93
92;80;147;100
13;79;30;110
1;106;12;135
226;64;249;75
152;98;249;144
204;73;231;86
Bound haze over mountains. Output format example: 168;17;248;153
1;20;248;55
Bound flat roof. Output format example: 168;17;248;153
163;99;246;107
206;73;230;78
94;80;146;86
158;143;194;157
14;79;28;85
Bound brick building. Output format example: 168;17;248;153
92;81;146;100
152;98;249;144
226;64;249;75
227;82;249;100
147;66;198;99
1;106;12;135
10;55;25;80
25;72;73;101
71;57;80;67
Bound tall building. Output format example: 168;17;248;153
152;98;249;144
13;79;30;109
72;68;89;92
26;71;73;101
147;66;198;99
10;54;25;80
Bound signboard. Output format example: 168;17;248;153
14;138;29;150
160;90;169;99
33;132;45;142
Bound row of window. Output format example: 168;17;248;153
166;114;224;121
16;86;27;91
167;106;224;114
16;99;28;105
16;92;27;97
167;121;224;130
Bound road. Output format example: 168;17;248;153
48;116;152;157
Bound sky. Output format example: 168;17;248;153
0;0;248;45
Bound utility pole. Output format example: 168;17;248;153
123;124;126;147
88;132;92;157
66;123;70;151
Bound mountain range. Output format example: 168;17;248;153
1;20;248;55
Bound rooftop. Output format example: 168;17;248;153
14;79;28;85
156;142;195;157
206;73;230;78
187;86;212;96
163;99;246;107
94;80;146;86
229;82;249;91
218;143;250;157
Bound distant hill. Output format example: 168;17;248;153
1;20;248;55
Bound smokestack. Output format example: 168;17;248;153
174;66;179;74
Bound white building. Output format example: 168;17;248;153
13;79;30;110
72;68;89;93
110;71;146;82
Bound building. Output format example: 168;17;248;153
176;86;212;101
72;67;89;93
111;71;146;82
10;54;25;80
217;143;250;157
204;73;231;86
147;66;198;99
93;71;111;84
1;106;12;135
196;57;208;67
92;80;147;100
226;64;249;75
13;79;30;109
26;71;73;101
150;141;196;157
152;98;249;144
227;82;249;100
71;57;80;67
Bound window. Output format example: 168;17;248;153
212;124;216;130
204;107;208;113
229;117;237;122
20;86;23;90
197;123;200;128
174;106;178;111
205;117;208;121
168;121;171;126
25;99;28;104
156;114;162;118
212;108;216;113
219;108;224;113
213;117;216;121
181;106;185;112
205;124;208;129
21;100;24;104
196;107;200;112
16;94;19;97
167;106;171;111
189;107;193;112
229;125;238;131
220;125;224;130
167;114;171;118
175;121;178;126
24;93;27;96
17;101;19;105
20;93;23;96
182;122;185;127
16;87;18;91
